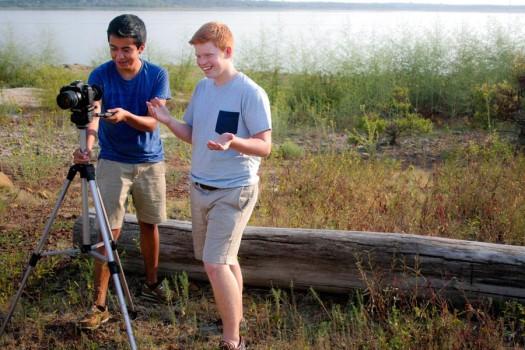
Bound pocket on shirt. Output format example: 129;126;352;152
215;110;240;134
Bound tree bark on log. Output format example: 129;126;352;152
73;212;525;302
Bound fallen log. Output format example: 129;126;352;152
73;212;525;302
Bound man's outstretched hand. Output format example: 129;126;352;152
146;97;172;125
208;133;234;151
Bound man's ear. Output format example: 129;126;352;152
138;44;146;54
224;46;233;58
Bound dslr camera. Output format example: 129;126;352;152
56;80;103;126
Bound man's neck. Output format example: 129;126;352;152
214;66;238;86
117;59;143;80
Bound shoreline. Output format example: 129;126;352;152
0;4;525;14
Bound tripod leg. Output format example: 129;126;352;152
94;183;136;314
81;179;91;247
1;177;73;336
113;253;136;315
88;179;137;350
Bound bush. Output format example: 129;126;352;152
275;140;304;160
347;111;386;152
349;87;433;147
0;39;34;87
472;81;520;129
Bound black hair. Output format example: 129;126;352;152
107;14;147;47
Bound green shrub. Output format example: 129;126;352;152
167;58;201;96
349;87;433;147
472;80;520;129
0;38;34;87
33;65;89;110
275;140;304;160
0;29;61;88
347;111;386;152
382;87;433;145
386;113;433;145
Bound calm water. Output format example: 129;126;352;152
0;9;523;69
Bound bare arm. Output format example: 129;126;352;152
207;129;272;157
103;98;167;132
146;98;192;144
73;101;100;163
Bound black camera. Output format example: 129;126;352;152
56;80;103;127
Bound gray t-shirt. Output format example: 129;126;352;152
183;72;271;188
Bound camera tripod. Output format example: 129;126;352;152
0;127;138;350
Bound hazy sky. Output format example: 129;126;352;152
278;1;525;4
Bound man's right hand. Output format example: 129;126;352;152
73;148;91;164
146;97;172;125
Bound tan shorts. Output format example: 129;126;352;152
95;159;167;229
190;182;258;265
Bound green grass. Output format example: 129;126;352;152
0;112;76;186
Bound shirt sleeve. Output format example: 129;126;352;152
88;67;102;88
242;86;272;136
152;67;171;100
183;80;206;127
182;98;195;127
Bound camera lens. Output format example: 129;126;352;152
56;90;80;109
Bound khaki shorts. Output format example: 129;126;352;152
190;182;258;265
96;159;167;229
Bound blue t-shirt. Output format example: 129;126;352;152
88;60;171;163
183;73;271;188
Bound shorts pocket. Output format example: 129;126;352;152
238;185;255;211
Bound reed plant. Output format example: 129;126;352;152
237;22;525;133
2;23;525;133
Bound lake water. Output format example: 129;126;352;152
0;9;524;70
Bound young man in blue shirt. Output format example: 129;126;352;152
147;21;272;350
74;14;171;330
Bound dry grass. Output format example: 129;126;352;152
255;133;525;246
1;97;525;349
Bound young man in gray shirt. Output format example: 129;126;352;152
147;21;271;350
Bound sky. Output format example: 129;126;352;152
278;1;525;5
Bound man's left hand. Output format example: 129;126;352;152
208;133;234;151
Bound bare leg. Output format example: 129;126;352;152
94;228;121;306
229;261;243;320
205;262;242;345
139;222;159;285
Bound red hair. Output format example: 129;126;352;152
189;22;234;51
